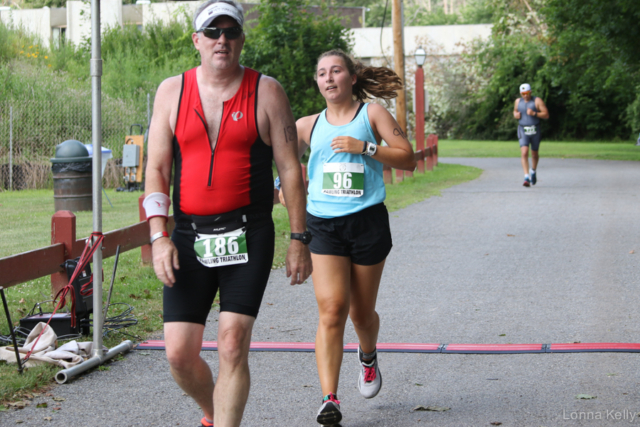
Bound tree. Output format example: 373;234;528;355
452;0;640;140
541;0;640;138
241;0;352;119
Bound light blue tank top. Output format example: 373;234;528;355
306;103;386;219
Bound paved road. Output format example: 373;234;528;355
2;158;640;427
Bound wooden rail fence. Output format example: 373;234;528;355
1;134;438;293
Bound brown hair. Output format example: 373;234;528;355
315;49;403;102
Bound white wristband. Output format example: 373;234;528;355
143;192;171;220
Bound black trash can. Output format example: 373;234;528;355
51;140;93;212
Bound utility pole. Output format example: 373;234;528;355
392;0;406;181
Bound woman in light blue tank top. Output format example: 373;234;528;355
280;49;416;425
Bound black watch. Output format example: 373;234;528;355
291;231;312;245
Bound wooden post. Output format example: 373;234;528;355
426;134;434;171
392;0;406;184
383;165;392;184
433;134;438;165
51;211;76;295
415;65;425;174
139;194;152;264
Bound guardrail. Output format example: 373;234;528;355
384;133;438;183
1;135;438;293
0;195;174;293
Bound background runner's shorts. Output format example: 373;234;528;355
163;218;275;324
306;203;392;266
518;125;542;151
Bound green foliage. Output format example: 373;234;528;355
460;36;547;140
540;0;640;138
0;22;44;66
445;0;640;140
241;0;352;119
56;17;198;102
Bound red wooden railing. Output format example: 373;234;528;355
0;195;174;293
1;140;437;292
383;134;438;184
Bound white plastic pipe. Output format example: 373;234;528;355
55;340;134;384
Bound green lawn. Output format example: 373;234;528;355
0;162;480;404
439;140;640;161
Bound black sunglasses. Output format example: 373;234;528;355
199;26;243;40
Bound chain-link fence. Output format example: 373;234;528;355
0;96;151;191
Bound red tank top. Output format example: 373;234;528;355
172;67;273;221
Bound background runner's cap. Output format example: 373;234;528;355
195;2;244;29
520;83;531;93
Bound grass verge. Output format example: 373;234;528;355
439;140;640;161
0;163;479;404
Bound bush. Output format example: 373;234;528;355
241;0;352;119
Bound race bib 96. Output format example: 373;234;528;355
322;162;364;197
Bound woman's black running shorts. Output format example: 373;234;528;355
163;218;275;324
306;203;393;266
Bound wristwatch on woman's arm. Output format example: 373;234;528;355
364;142;377;156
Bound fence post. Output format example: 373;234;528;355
51;211;77;295
383;165;392;184
426;134;434;171
139;194;152;264
433;134;438;165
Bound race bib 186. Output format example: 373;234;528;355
524;125;537;136
194;228;248;268
322;162;364;197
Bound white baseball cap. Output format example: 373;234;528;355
520;83;531;93
195;2;244;30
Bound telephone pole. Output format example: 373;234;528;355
392;0;406;181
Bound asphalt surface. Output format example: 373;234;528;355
2;157;640;427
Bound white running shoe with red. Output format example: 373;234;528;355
357;346;382;399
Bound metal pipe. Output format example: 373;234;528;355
54;340;134;384
103;245;121;320
91;0;104;359
0;287;23;374
9;106;12;191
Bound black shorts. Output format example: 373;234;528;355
306;203;393;266
163;218;275;324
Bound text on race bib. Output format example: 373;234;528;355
322;162;364;197
194;228;248;267
524;125;537;136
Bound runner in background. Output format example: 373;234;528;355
513;83;549;187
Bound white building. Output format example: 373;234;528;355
0;1;491;61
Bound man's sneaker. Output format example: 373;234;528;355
200;417;213;427
357;347;382;399
316;393;341;426
523;177;531;187
530;171;537;185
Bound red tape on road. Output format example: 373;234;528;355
135;341;640;354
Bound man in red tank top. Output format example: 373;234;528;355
144;1;312;426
